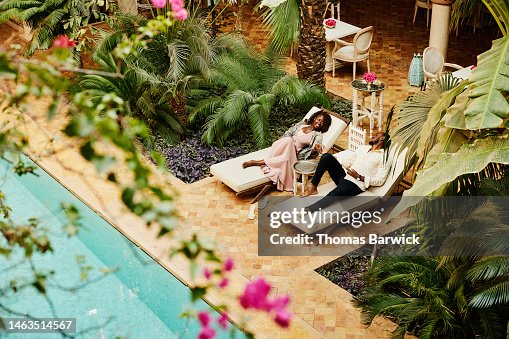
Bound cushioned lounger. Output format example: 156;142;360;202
276;146;408;234
210;106;350;194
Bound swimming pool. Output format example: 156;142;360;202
0;156;241;338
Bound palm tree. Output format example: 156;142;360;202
77;50;186;147
357;254;509;338
261;0;327;86
188;34;331;148
359;201;509;339
297;0;327;87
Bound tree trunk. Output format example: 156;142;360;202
297;0;327;87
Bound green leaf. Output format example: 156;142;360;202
390;136;509;219
464;36;509;129
92;155;116;173
190;286;206;302
0;54;17;79
443;89;470;129
121;187;136;207
416;81;467;162
80;141;95;161
47;98;60;120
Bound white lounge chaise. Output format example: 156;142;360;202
274;146;408;234
210;106;350;194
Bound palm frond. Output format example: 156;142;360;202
260;0;300;53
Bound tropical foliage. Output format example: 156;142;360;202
388;0;509;216
77;13;216;146
189;34;331;148
0;0;110;57
451;0;509;36
357;254;509;338
359;198;509;338
261;0;327;86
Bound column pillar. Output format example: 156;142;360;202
429;0;455;60
117;0;138;14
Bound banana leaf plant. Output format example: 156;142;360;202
389;0;509;218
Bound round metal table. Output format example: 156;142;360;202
292;160;317;195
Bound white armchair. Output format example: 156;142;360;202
413;0;431;27
423;47;464;86
332;26;373;79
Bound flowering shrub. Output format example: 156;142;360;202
363;72;377;83
239;278;292;328
149;0;188;20
53;35;76;48
195;258;292;338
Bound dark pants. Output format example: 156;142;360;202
308;153;362;211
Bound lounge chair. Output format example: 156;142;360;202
274;145;408;234
210;106;350;194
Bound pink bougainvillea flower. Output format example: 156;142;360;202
266;295;290;312
363;72;377;83
219;278;229;289
217;313;229;330
197;311;211;327
150;0;167;8
239;278;271;310
274;310;292;328
173;8;188;20
203;267;212;280
197;326;216;339
223;257;234;272
53;35;76;48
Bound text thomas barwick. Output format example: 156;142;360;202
269;233;420;245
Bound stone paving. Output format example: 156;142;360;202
0;0;498;337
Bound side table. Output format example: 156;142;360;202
292;160;317;196
351;79;386;135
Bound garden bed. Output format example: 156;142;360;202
315;256;371;296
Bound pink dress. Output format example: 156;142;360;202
262;126;315;191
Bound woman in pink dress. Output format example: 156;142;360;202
242;111;332;191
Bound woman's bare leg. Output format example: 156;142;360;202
242;160;266;168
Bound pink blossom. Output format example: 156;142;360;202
197;311;211;327
266;295;290;312
53;35;76;48
217;313;229;330
274;310;292;328
173;8;188;20
363;72;377;83
150;0;166;8
223;257;234;272
203;267;212;280
219;278;229;289
239;278;271;310
198;326;216;339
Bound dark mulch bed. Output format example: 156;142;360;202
156;98;352;183
315;256;371;296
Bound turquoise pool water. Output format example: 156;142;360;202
0;157;240;338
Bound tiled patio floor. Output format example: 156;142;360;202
0;1;498;337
